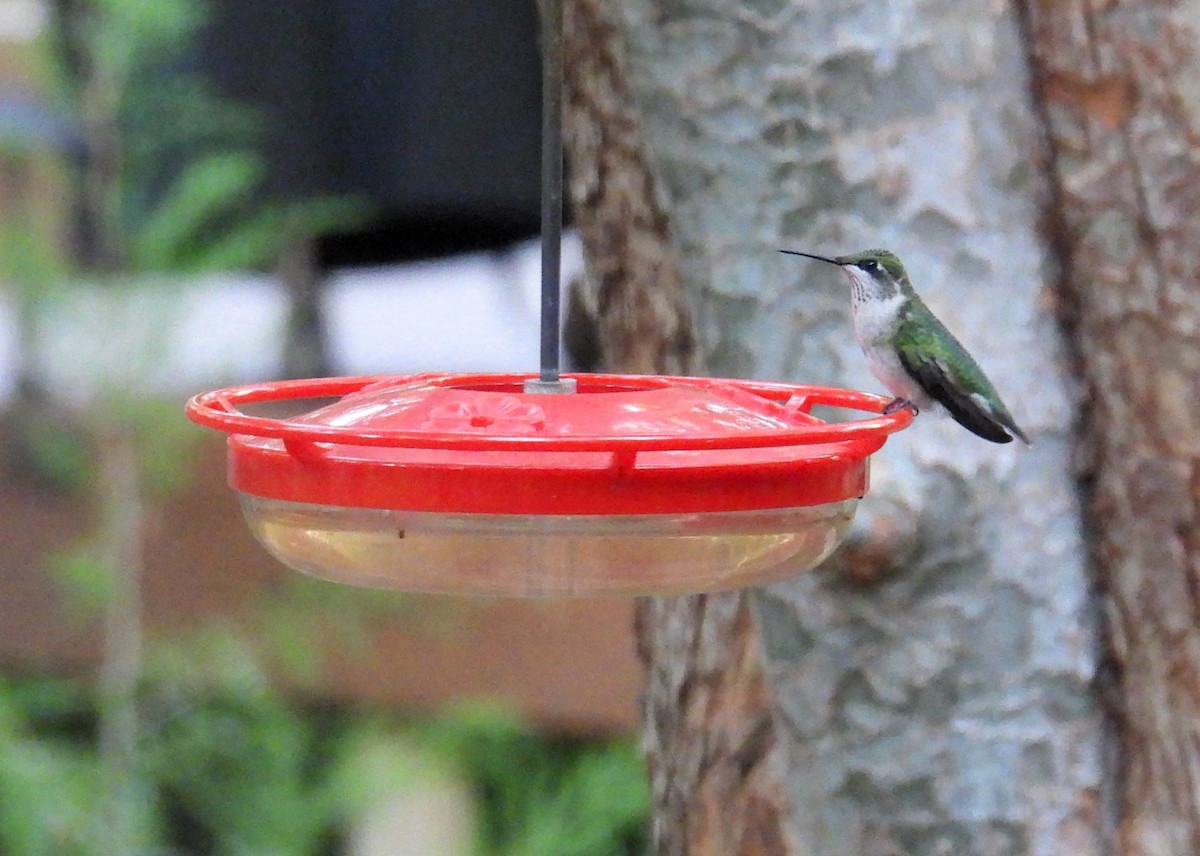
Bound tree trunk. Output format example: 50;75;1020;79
561;2;795;853
1022;2;1200;853
561;0;694;378
565;0;1107;853
278;231;330;379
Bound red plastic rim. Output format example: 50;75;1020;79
185;373;912;515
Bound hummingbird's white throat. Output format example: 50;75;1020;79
841;264;900;306
840;264;912;403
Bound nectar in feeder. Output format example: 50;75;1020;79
186;372;911;596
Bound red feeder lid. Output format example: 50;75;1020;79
185;373;911;516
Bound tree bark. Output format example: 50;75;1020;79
577;0;1106;853
561;0;695;378
1021;2;1200;853
635;596;798;856
561;2;794;854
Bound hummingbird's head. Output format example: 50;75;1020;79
780;247;911;304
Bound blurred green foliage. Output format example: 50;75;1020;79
1;3;649;855
0;672;650;856
3;0;360;491
45;0;365;276
414;705;650;856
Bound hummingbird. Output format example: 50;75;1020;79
780;248;1029;444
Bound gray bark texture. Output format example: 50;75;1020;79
1022;2;1200;853
560;0;1108;854
561;3;796;852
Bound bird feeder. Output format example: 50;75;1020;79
185;373;909;595
183;0;913;595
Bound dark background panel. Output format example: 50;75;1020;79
203;0;545;264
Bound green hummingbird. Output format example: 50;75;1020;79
780;248;1029;444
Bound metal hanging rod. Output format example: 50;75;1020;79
528;0;573;394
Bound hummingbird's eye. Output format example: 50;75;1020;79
860;260;879;273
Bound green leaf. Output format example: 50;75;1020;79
88;0;205;87
177;195;372;273
128;150;265;272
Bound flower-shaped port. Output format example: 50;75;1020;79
421;396;547;433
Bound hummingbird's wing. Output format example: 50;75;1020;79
896;306;1029;444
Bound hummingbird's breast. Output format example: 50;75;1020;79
851;294;930;407
850;293;904;348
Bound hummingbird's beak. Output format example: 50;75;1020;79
779;249;840;266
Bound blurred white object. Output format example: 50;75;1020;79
18;273;290;408
346;775;475;856
0;0;48;43
0;233;584;407
325;233;582;375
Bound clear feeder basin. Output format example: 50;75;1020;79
242;498;857;596
185;373;911;596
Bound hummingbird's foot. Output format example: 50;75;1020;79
883;397;919;416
